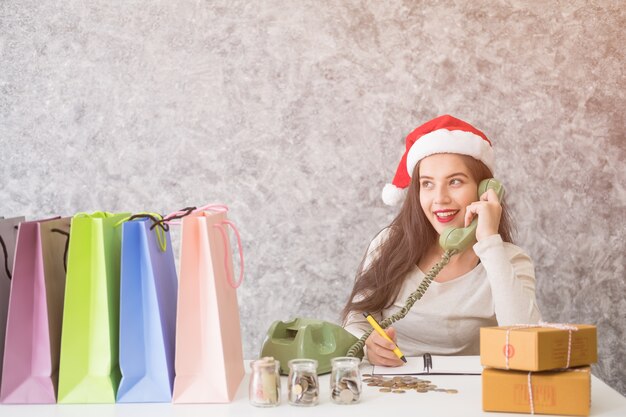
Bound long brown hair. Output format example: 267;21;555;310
341;156;515;322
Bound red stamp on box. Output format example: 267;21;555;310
503;344;515;358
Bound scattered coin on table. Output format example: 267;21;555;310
363;375;459;395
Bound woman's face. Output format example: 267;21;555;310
418;153;479;235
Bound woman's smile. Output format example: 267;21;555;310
433;209;460;223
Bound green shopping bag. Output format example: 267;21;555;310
57;212;130;403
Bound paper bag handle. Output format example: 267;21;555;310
213;220;244;289
115;213;169;252
0;234;11;279
164;204;229;225
51;228;71;273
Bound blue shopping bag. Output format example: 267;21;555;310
116;216;178;403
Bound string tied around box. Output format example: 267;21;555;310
526;367;589;415
505;322;579;370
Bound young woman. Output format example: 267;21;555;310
341;115;541;366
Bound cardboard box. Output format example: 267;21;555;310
480;325;597;371
483;366;591;416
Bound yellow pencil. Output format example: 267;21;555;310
363;312;407;363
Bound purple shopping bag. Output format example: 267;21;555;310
0;217;70;404
0;216;24;379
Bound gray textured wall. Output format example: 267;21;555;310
1;0;624;395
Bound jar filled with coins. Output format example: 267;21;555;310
249;357;281;407
287;359;319;406
330;356;361;404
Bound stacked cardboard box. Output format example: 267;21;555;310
480;324;597;416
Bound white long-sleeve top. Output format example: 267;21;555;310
343;230;542;356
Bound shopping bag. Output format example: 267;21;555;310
0;216;24;379
172;208;245;403
117;215;178;403
57;211;129;404
0;217;70;403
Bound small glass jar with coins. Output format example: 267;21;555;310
249;357;281;407
287;358;319;406
330;356;362;404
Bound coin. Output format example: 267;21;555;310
362;373;372;377
293;383;303;395
379;388;392;393
392;389;406;394
339;388;355;403
300;378;310;391
446;389;459;394
344;378;360;393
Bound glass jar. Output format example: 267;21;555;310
287;358;319;406
330;357;362;404
249;357;281;407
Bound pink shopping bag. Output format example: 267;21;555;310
172;207;245;403
0;217;70;403
0;216;24;379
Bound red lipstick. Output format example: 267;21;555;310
433;209;459;224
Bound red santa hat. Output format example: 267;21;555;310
382;115;494;206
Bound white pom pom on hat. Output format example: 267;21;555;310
382;114;495;206
381;183;407;206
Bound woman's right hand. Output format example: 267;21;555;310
365;327;405;366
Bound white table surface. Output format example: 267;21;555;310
1;358;625;417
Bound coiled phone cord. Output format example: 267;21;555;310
345;249;457;358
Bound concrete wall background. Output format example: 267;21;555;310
1;0;624;394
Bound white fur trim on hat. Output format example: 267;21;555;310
406;129;494;177
382;183;407;206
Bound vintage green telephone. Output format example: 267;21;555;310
261;179;505;362
259;318;361;375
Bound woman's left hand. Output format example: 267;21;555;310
464;188;502;241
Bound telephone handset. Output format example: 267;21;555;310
438;178;505;252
